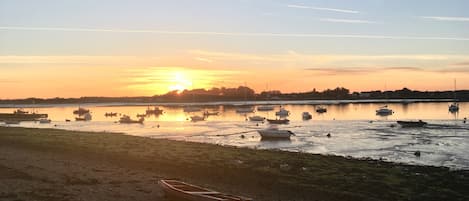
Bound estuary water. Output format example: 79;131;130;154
1;100;468;169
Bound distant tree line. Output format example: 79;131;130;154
1;86;468;104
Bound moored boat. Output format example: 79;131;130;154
235;107;254;113
190;115;205;122
257;105;275;111
275;108;290;116
302;112;312;120
315;106;327;113
105;112;118;117
38;118;51;124
376;105;393;116
75;113;92;121
183;107;202;113
248;115;265;122
258;126;295;140
397;120;427;128
203;111;219;116
158;179;252;201
449;103;459;113
146;106;163;115
73;107;90;115
266;119;289;124
119;115;144;124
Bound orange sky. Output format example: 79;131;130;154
1;52;468;99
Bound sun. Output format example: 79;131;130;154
168;71;192;93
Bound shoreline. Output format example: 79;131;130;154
0;98;461;108
1;127;468;201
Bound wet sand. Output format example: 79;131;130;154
0;126;468;201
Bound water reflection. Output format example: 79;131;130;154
1;101;468;169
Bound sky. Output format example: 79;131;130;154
1;0;469;98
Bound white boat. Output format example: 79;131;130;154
449;79;459;113
75;113;92;121
376;105;393;116
190;115;205;122
275;108;290;116
183;107;202;113
249;115;265;121
119;115;144;124
236;107;254;113
38;118;51;124
302;112;312;120
258;126;294;139
257;105;275;111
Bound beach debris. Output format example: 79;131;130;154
240;134;245;139
414;151;421;157
326;133;331;138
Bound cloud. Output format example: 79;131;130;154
2;26;468;41
304;66;423;75
287;4;359;14
195;57;214;63
320;18;376;24
421;16;469;22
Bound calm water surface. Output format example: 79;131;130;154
1;101;468;169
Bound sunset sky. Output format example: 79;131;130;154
1;0;469;98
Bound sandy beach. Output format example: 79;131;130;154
0;126;468;201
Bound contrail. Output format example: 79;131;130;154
1;26;469;41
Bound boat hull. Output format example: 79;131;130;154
266;119;289;124
397;121;427;128
159;179;252;201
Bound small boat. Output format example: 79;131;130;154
146;106;163;115
397;120;428;128
190;115;205;122
376;105;393;116
75;113;92;121
136;114;146;118
449;103;459;113
119;115;144;124
73;107;90;115
235;107;254;113
302;112;312;120
13;108;29;114
266;119;289;124
183;107;202;113
258;126;295;139
105;112;118;117
158;179;252;201
257;105;275;111
38;118;51;124
4;120;21;124
315;106;327;113
275;108;290;116
203;111;219;116
249;115;265;122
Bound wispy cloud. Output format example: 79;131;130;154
195;57;214;63
287;4;359;14
1;26;468;41
304;66;422;75
320;18;376;24
421;16;469;22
